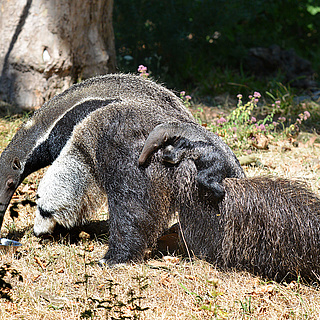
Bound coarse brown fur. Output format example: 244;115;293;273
219;176;320;281
141;122;320;281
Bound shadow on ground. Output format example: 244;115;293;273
7;220;183;258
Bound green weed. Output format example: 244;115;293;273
208;91;311;153
237;296;254;317
180;278;228;319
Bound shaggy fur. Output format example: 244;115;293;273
220;177;320;281
141;124;320;281
0;74;194;230
177;174;320;281
33;101;243;265
138;122;245;198
34;101;190;264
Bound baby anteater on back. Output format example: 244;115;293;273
140;121;320;281
138;121;245;199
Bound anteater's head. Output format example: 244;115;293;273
138;122;187;166
0;151;24;229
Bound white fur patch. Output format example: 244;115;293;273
32;97;100;152
33;210;57;236
34;135;106;232
23;118;35;129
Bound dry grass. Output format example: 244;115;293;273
1;116;320;319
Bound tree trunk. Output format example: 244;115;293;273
0;0;116;110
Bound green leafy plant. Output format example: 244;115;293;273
180;278;228;319
208;92;311;153
137;65;150;78
237;296;254;316
208;92;275;151
180;90;192;109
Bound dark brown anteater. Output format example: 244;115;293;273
139;121;320;281
0;75;244;267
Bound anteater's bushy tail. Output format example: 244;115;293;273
219;176;320;281
178;175;320;282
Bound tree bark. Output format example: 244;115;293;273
0;0;116;110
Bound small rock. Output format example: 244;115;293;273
79;231;90;240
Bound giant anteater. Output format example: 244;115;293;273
0;74;243;267
139;121;320;281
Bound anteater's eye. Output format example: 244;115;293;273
6;178;15;189
12;157;21;171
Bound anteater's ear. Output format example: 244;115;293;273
139;129;171;166
163;132;169;143
197;170;225;200
12;157;22;171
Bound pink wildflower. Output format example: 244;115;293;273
304;111;311;120
251;117;256;123
185;95;192;100
138;65;149;77
237;94;242;99
253;91;261;98
259;124;266;131
217;117;227;124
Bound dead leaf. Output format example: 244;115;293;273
34;256;46;270
249;284;276;296
159;273;174;287
32;274;41;282
147;260;168;268
79;231;90;240
252;134;269;150
281;145;292;152
163;256;180;265
185;275;198;281
56;267;64;274
238;155;257;166
299;135;317;148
